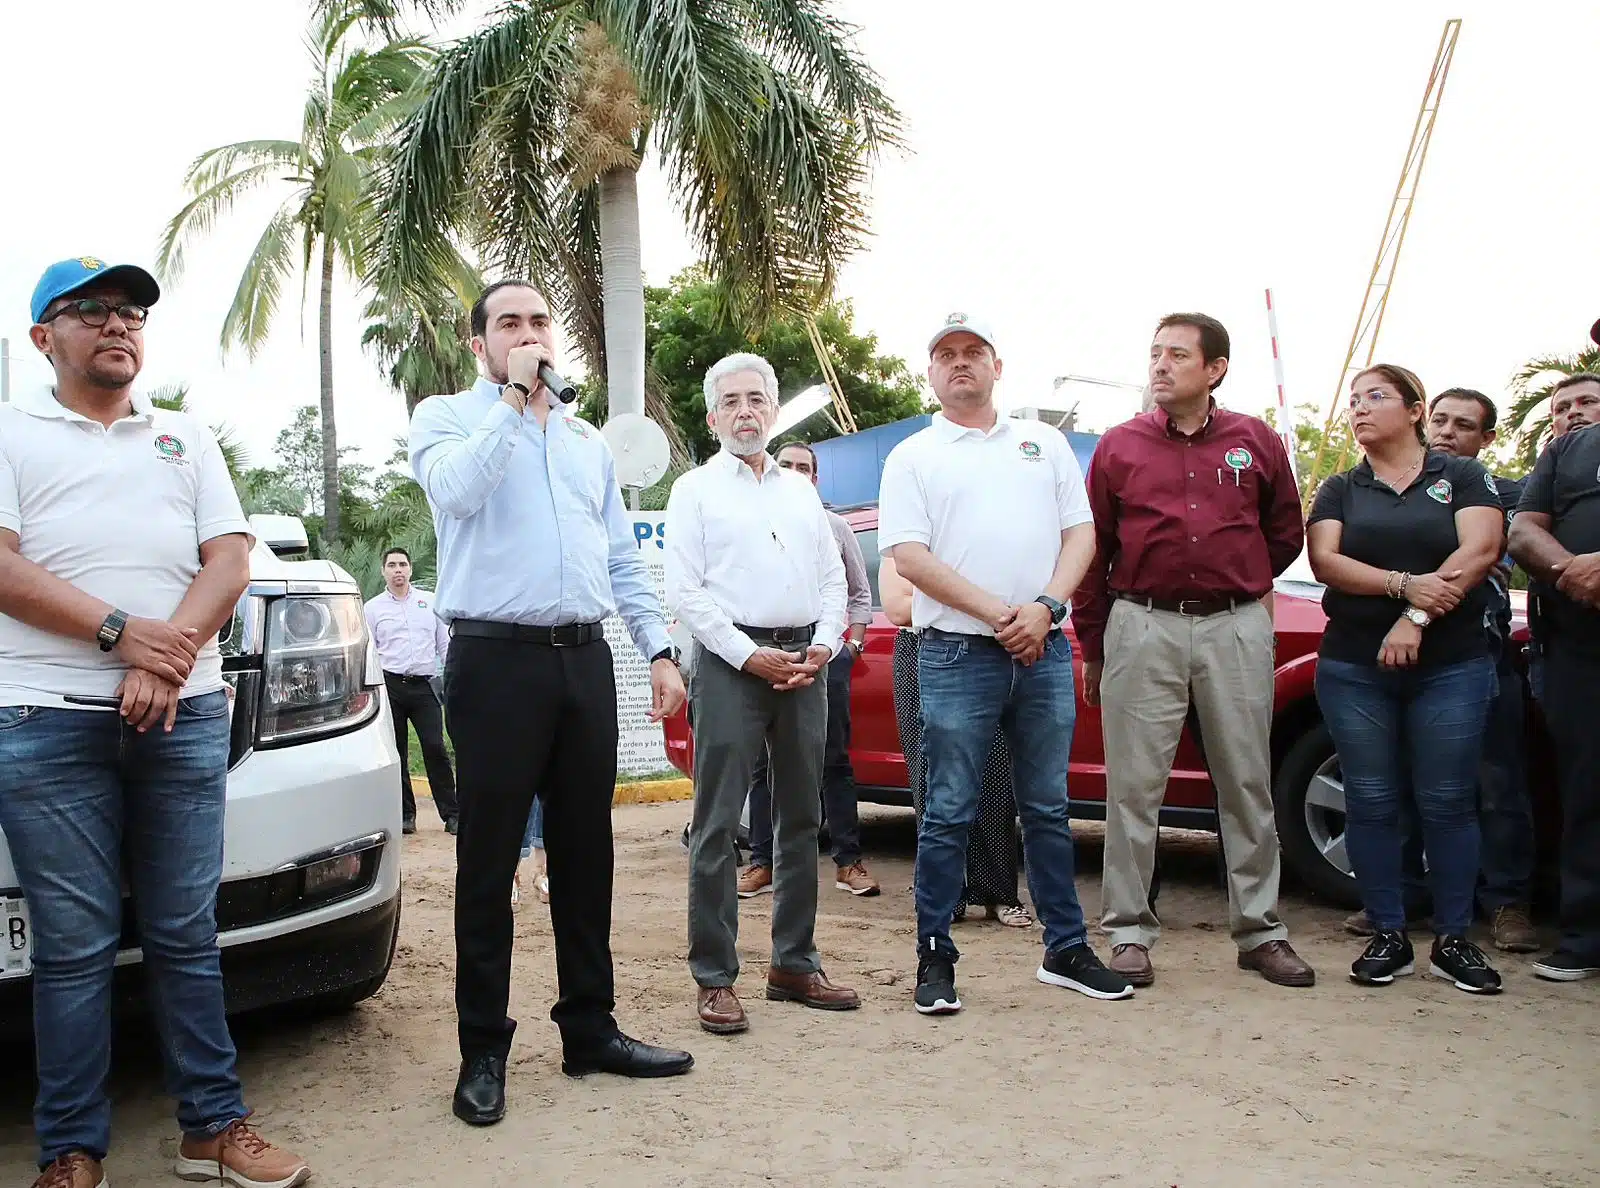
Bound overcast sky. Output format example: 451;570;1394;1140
2;1;1595;473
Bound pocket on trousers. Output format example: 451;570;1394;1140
176;690;230;720
917;636;966;668
0;705;39;732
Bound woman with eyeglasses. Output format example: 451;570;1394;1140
1307;365;1507;993
880;557;1033;928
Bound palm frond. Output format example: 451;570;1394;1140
158;145;305;282
220;206;302;358
1506;345;1600;470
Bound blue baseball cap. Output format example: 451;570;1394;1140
30;256;161;325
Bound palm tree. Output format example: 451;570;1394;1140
1506;346;1600;470
157;2;432;543
361;287;480;414
374;0;899;464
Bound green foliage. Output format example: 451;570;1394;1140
1506;345;1600;471
579;268;930;461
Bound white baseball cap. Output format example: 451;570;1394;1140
927;311;998;356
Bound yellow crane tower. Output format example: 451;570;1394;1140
1305;18;1463;507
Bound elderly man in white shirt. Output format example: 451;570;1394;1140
666;352;860;1036
364;546;458;835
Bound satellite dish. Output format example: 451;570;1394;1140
602;413;671;489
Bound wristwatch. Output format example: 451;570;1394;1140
1033;595;1069;626
97;609;128;652
650;645;681;667
845;637;865;656
1403;607;1431;628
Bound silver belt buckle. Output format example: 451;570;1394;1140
1177;599;1198;617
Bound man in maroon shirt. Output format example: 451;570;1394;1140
1072;313;1314;988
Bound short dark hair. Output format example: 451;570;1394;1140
470;279;540;339
775;441;819;474
1155;313;1231;390
1552;372;1600;398
1430;387;1498;435
383;546;411;564
1355;364;1428;447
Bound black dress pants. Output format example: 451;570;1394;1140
1540;645;1600;958
386;673;458;823
445;635;621;1058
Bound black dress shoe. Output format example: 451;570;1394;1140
453;1053;507;1125
402;818;417;836
444;817;459;836
561;1033;694;1079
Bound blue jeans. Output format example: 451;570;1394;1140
0;696;247;1166
1315;657;1495;936
520;798;545;860
915;630;1086;961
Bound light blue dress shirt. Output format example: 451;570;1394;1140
408;377;671;662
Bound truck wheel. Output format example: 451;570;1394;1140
1273;723;1361;909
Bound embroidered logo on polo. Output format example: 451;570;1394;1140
564;418;590;439
1224;447;1253;471
1426;478;1453;504
153;434;188;464
1485;472;1498;497
1019;440;1042;461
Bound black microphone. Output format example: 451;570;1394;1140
539;363;577;404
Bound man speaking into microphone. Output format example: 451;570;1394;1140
409;280;693;1128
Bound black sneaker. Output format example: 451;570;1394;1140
914;955;961;1015
1532;949;1600;982
1036;943;1135;1001
1429;935;1501;995
1350;930;1414;985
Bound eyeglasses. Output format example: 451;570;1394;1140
1348;388;1400;409
716;393;773;413
40;298;148;330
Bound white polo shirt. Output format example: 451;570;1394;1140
0;385;252;708
877;413;1093;635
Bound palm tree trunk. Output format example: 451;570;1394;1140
598;165;645;421
318;239;341;544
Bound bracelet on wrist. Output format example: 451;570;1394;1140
1398;572;1412;600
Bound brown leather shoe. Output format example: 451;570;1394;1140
1238;939;1316;987
736;863;773;898
1491;904;1540;953
696;985;749;1034
33;1154;105;1188
1342;910;1376;937
176;1119;310;1187
835;861;881;896
1109;943;1155;987
766;966;861;1010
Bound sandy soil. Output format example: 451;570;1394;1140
2;803;1596;1188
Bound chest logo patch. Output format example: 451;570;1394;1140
1019;440;1042;461
1223;446;1253;471
153;433;187;464
1426;478;1453;504
564;417;590;439
1485;472;1499;497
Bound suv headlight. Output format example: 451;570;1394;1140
259;594;378;745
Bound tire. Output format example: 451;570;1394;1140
1273;723;1361;908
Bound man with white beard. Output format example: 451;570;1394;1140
665;353;858;1035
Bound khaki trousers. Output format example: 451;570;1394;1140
1099;598;1288;952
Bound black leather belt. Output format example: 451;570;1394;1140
922;627;1002;645
1114;592;1255;617
450;619;604;646
383;672;434;683
734;623;816;645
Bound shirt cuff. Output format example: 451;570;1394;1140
715;634;759;672
1058;509;1095;531
198;517;254;545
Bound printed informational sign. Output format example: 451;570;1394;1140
605;515;673;777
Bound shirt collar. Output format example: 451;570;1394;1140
472;373;574;421
13;383;154;425
714;447;780;480
1351;449;1447;488
1157;398;1218;440
931;411;1015;442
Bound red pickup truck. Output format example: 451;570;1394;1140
661;504;1556;909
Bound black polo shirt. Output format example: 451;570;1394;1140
1516;423;1600;657
1309;451;1502;666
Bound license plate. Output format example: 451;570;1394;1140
1;896;31;980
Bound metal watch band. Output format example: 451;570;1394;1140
97;609;128;652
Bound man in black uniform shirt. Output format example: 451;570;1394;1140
1509;375;1600;982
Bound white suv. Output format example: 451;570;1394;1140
0;514;404;1019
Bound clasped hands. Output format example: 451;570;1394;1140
989;599;1052;666
1551;552;1600;607
110;617;203;733
742;644;835;691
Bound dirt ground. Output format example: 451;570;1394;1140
2;802;1596;1188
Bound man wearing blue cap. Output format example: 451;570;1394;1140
0;259;310;1188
